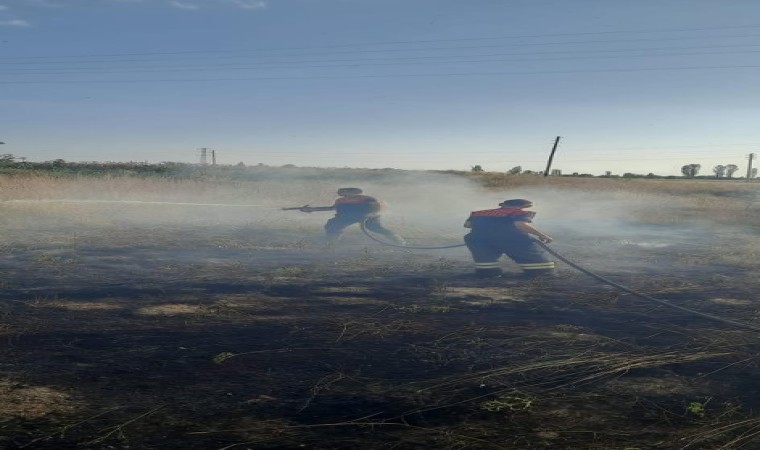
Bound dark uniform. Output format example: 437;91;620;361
464;206;555;278
324;194;404;244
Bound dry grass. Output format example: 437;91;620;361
0;380;75;419
0;172;338;209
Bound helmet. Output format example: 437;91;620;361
337;187;363;195
499;199;532;207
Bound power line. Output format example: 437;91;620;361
5;33;760;66
564;142;760;151
190;154;753;163
218;147;754;156
4;63;760;84
7;42;760;72
232;150;753;159
8;47;760;76
5;23;760;60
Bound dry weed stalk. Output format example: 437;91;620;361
18;406;125;449
84;404;166;445
298;371;346;412
682;417;760;449
193;418;515;450
419;350;733;394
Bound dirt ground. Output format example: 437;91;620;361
1;212;760;450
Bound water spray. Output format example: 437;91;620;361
7;199;756;331
2;199;280;208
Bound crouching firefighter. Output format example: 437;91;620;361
288;187;405;246
464;199;555;278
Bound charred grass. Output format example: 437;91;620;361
1;173;759;449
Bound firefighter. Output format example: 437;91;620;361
464;199;555;278
299;187;405;245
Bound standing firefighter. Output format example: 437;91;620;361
464;199;555;278
294;188;405;245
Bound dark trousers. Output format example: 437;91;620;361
464;233;555;277
325;215;403;244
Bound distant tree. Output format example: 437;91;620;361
604;171;612;177
681;164;701;178
712;165;726;178
236;161;246;167
0;153;15;166
470;165;484;172
646;173;657;178
725;164;739;178
751;168;758;178
507;165;522;174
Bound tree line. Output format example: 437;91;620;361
681;163;757;179
1;154;757;180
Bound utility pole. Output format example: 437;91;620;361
543;136;561;177
211;150;217;166
747;153;756;181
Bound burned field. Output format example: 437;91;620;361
1;172;759;449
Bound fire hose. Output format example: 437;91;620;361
535;241;760;332
361;219;760;332
359;220;466;250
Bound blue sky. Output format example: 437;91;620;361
1;0;760;176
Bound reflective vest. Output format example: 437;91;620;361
334;195;380;215
466;207;535;237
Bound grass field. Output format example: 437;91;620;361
1;169;759;449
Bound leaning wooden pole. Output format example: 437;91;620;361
543;136;561;177
747;153;755;182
